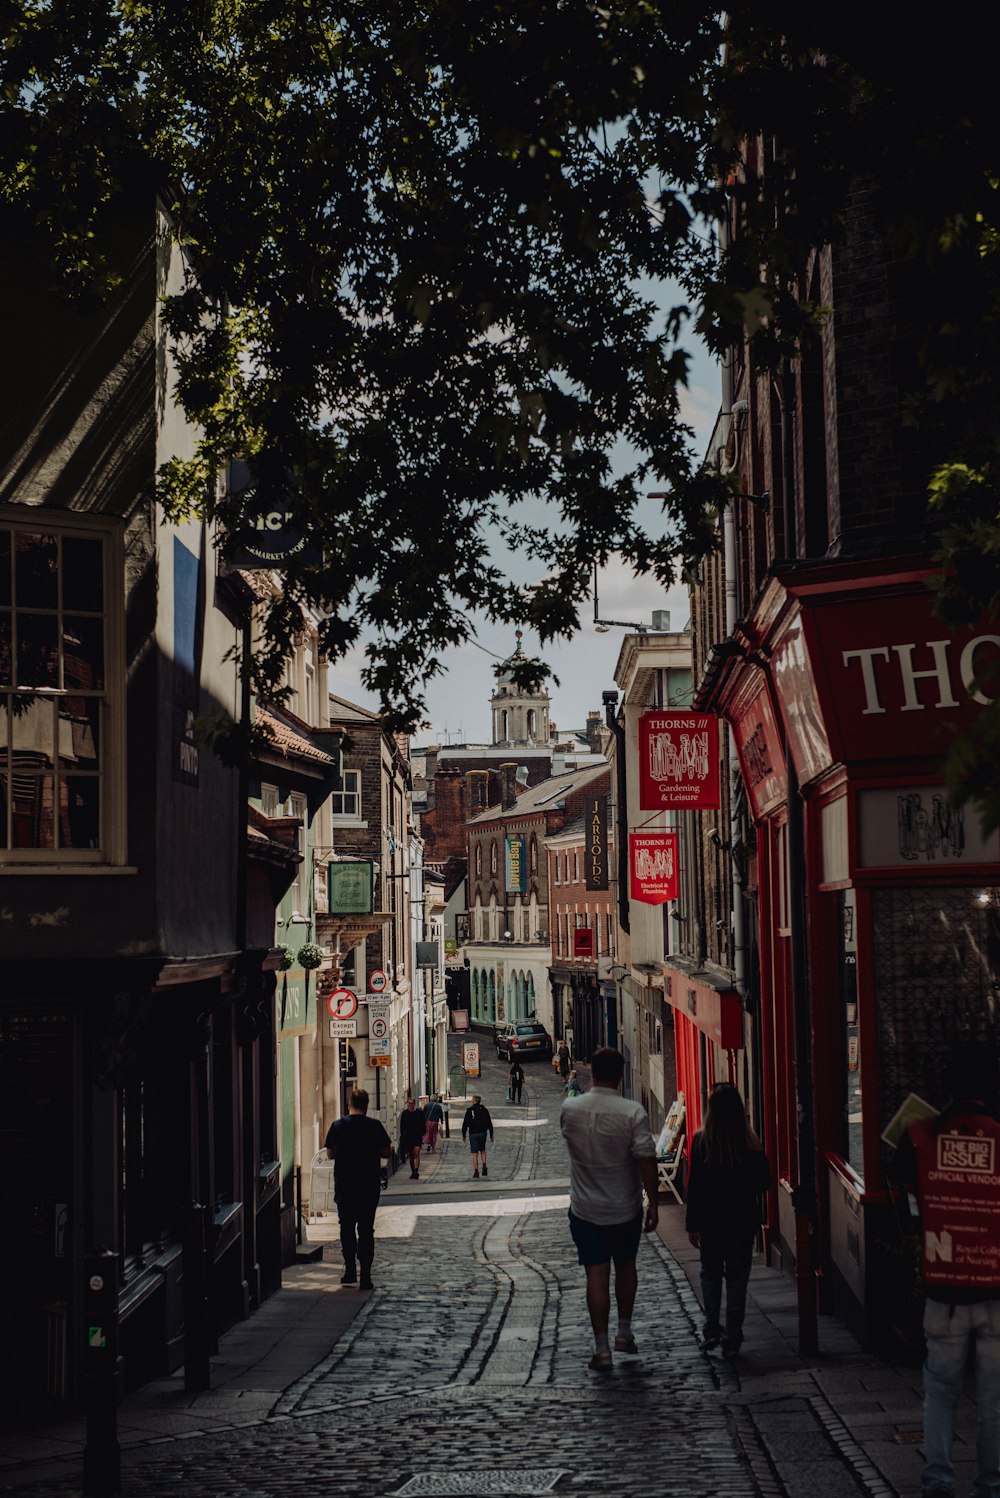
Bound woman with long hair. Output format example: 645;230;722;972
686;1083;771;1357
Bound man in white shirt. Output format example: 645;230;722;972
560;1046;659;1371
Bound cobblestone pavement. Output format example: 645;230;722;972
5;1051;927;1497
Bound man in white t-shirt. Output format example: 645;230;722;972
560;1046;659;1371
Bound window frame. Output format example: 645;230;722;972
0;509;126;868
330;767;363;822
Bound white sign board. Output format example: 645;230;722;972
463;1041;481;1077
368;997;391;1057
329;1019;358;1039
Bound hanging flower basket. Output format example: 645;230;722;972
297;942;326;970
277;944;295;971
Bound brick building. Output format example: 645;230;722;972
672;164;1000;1348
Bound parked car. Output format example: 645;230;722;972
494;1021;553;1063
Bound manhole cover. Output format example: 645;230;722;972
392;1472;566;1496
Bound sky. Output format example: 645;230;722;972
328;345;721;746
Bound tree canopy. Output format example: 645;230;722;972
4;2;1000;818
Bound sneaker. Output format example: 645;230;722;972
473;1170;479;1178
341;1268;357;1285
481;1165;488;1177
699;1335;720;1351
359;1275;373;1291
614;1334;638;1354
588;1349;613;1371
721;1339;743;1358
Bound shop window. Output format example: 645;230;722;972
839;889;862;1178
873;884;1000;1173
0;516;123;864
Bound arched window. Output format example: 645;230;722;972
488;897;498;942
490;840;498;874
526;972;535;1014
475;843;482;877
488;970;497;1023
527;708;537;738
530;835;538;873
472;969;481;1019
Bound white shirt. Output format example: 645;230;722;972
560;1087;655;1225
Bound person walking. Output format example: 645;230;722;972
462;1093;494;1178
423;1094;444;1152
399;1096;426;1179
563;1067;584;1098
508;1058;525;1104
685;1083;771;1358
895;1041;1000;1498
324;1088;392;1290
557;1039;572;1082
560;1045;659;1371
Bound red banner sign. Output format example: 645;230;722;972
639;711;720;810
629;831;679;905
573;927;594;958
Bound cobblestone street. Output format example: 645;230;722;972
2;1052;944;1497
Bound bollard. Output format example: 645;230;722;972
82;1248;121;1497
183;1202;212;1392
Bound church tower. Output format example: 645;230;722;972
490;630;551;747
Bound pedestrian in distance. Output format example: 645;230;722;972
557;1038;572;1082
563;1067;584;1098
462;1093;494;1178
508;1058;525;1104
324;1088;392;1290
560;1045;659;1371
399;1095;426;1179
685;1082;771;1358
423;1094;444;1152
895;1039;1000;1498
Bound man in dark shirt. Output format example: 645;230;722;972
325;1088;392;1290
399;1095;426;1179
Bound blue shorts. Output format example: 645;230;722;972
468;1132;488;1153
568;1208;643;1267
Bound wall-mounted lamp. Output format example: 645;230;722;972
670;910;687;923
284;910;312;927
502;930;514;942
708;828;730;852
738;490;770;512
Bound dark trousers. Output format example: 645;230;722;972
510;1081;523;1102
337;1187;380;1272
699;1229;754;1345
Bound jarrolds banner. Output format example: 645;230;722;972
639;711;720;810
630;830;679;904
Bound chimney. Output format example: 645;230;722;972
465;769;489;818
585;711;602;754
499;762;518;811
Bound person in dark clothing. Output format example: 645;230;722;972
557;1040;572;1081
398;1096;426;1179
508;1059;525;1104
685;1083;771;1357
461;1094;494;1178
895;1042;1000;1498
325;1088;392;1290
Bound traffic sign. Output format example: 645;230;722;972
327;989;358;1020
368;969;389;993
370;1015;389;1041
371;1054;391;1067
329;1018;358;1039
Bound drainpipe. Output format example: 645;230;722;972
604;690;629;937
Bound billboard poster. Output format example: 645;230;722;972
629;830;680;905
639;710;720;810
505;836;526;894
585;794;609;890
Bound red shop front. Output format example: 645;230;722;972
707;554;1000;1346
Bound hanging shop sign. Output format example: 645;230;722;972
585;794;609;890
224;459;322;569
573;926;595;958
638;711;720;810
327;860;374;915
505;836;526;894
629;830;680;905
